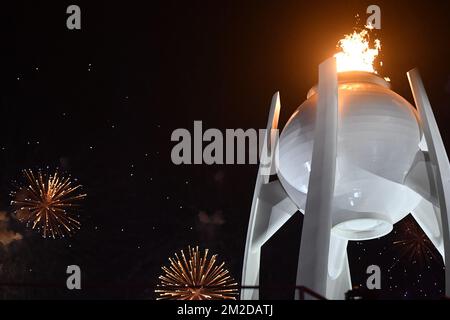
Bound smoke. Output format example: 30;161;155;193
197;210;225;241
0;211;22;247
198;210;225;226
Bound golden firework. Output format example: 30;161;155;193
392;216;439;267
11;169;87;239
156;246;238;300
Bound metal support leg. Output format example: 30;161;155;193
407;68;450;296
296;57;338;298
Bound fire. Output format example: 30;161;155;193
334;30;381;73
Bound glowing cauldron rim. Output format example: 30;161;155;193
306;71;391;99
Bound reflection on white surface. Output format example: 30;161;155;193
277;74;421;240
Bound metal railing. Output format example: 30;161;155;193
240;285;326;300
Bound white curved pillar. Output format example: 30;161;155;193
241;92;298;300
407;69;450;296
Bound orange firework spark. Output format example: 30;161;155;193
156;246;238;300
11;169;87;239
392;217;439;268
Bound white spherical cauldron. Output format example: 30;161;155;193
276;72;422;240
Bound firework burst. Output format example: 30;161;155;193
392;216;439;268
156;246;238;300
11;169;87;239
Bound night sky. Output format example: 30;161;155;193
1;0;450;299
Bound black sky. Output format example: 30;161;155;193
1;0;450;299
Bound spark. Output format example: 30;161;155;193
11;169;86;239
155;246;238;300
391;217;439;269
